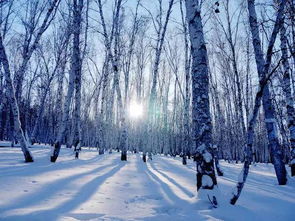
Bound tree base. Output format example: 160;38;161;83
143;154;146;163
274;160;287;185
121;153;127;161
75;152;79;159
50;156;57;162
50;142;61;163
99;149;104;155
217;169;224;176
182;156;187;165
25;155;34;163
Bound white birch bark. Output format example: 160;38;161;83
248;0;287;184
185;0;218;205
71;0;84;150
51;0;83;162
0;34;33;162
230;58;281;204
230;0;289;204
180;0;190;165
280;23;295;176
55;32;71;138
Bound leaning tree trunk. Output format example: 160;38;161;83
230;0;289;204
230;79;261;205
230;57;281;204
185;0;218;205
0;34;33;162
280;23;295;176
248;0;287;185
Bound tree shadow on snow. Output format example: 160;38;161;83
0;157;118;214
1;149;109;178
0;160;125;221
135;158;199;220
149;161;194;199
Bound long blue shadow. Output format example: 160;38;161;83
149;161;194;198
1;161;125;220
0;159;116;213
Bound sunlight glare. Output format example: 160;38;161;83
129;101;143;119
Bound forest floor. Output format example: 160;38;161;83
0;144;294;221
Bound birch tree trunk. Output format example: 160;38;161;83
185;0;218;205
230;57;282;204
180;0;190;165
230;77;262;205
98;58;109;154
280;23;295;176
71;0;84;152
51;0;83;162
0;34;33;162
55;33;71;139
51;57;75;160
230;0;289;204
248;0;287;185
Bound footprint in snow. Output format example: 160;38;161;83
31;180;37;183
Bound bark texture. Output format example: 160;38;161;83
0;35;33;162
185;0;218;204
280;23;295;176
248;0;287;185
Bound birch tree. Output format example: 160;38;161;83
0;34;34;162
51;0;84;162
180;0;191;165
280;21;295;176
185;0;218;206
248;0;287;185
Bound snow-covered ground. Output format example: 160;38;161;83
0;146;294;221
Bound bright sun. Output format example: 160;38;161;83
128;101;143;119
